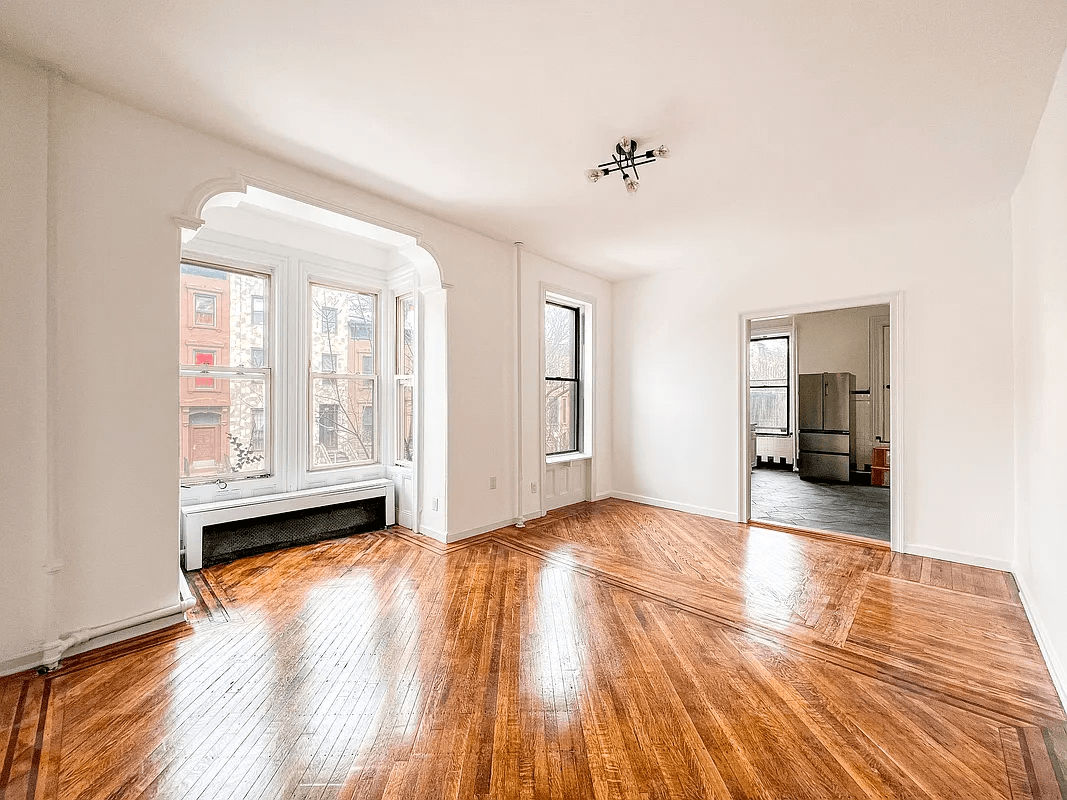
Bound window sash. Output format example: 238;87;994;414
308;373;378;469
395;376;414;465
545;301;582;456
748;334;790;434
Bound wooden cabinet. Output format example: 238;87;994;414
872;445;890;487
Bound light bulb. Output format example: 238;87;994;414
586;168;604;183
618;136;633;153
624;175;640;194
654;145;671;159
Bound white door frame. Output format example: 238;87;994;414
738;292;905;552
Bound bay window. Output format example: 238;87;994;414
179;261;271;482
309;282;378;469
395;294;415;465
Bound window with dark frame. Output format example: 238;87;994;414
749;335;790;435
544;301;581;456
321;353;337;373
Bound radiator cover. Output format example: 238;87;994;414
201;496;386;567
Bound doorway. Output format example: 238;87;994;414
741;298;902;549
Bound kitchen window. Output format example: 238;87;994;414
749;335;790;434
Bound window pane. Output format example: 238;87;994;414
398;382;413;462
311;377;376;467
180;375;269;479
749;337;788;383
750;387;788;432
545;379;578;454
398;295;415;375
310;284;375;377
545;303;576;379
180;263;268;369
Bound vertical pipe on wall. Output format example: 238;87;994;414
41;69;65;664
514;242;525;528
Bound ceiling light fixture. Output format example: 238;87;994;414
586;137;670;194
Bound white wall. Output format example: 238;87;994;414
1012;46;1067;703
795;304;888;391
0;58;606;669
614;205;1016;565
0;57;51;670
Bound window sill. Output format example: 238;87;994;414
546;452;592;465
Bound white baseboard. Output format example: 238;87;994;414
419;525;446;544
445;518;518;544
61;612;187;660
1014;569;1067;710
0;644;49;678
610;492;738;523
0;607;189;678
903;543;1012;572
594;491;613;501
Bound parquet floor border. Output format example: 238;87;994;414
2;500;1065;799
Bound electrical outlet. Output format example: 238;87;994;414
489;476;497;490
432;497;439;511
531;482;538;494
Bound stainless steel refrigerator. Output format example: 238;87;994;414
798;372;856;482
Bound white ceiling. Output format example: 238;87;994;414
2;0;1065;279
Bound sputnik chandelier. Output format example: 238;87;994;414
586;136;670;194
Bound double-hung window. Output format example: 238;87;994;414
544;301;581;455
749;335;790;434
395;294;415;464
179;262;271;482
309;283;377;468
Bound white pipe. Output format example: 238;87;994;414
514;242;525;528
39;590;196;671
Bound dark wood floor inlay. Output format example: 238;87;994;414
1;499;1062;799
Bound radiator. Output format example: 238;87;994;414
181;479;395;570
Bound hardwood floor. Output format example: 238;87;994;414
1;498;1064;799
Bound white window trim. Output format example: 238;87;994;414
306;277;381;473
179;258;275;490
540;285;597;515
179;234;407;505
393;291;416;469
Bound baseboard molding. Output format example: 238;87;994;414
1014;570;1067;710
61;612;187;660
0;605;190;677
444;518;518;544
0;644;49;678
418;525;446;544
594;491;613;501
610;492;738;523
903;543;1011;572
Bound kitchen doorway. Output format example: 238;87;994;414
740;297;902;549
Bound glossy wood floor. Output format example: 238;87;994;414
2;499;1064;799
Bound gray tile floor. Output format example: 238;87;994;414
750;468;890;542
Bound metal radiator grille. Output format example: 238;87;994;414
201;497;386;568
